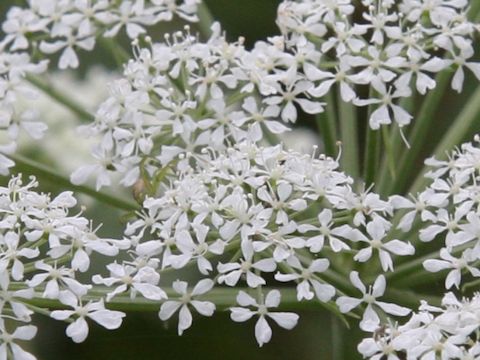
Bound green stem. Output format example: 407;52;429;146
363;127;380;187
197;1;216;39
381;126;396;181
468;1;480;21
385;243;471;287
386;71;451;195
383;288;441;308
462;278;480;293
316;92;338;158
338;95;359;179
363;86;380;187
10;153;139;211
97;37;130;68
331;314;345;360
408;85;480;195
24;287;330;312
26;75;94;123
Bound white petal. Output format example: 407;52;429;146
336;296;362;313
376;301;411;316
230;307;255;322
178;305;193;335
66;317;89;343
159;301;182;321
268;312;299;330
190;300;215;316
265;290;281;308
255;316;272;347
89;309;125;330
191;279;214;296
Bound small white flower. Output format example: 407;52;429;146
336;272;410;331
230;290;299;347
51;291;125;343
159;279;215;335
0;320;37;360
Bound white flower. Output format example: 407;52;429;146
217;240;276;288
92;263;166;301
298;208;361;253
336;272;410;331
0;320;37;360
51;291;125;343
230;290;299;347
159;279;215;335
423;248;480;289
26;260;90;298
352;217;415;271
275;258;335;302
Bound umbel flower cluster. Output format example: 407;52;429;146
0;0;201;175
277;0;480;129
0;175;127;357
358;292;480;359
0;0;480;359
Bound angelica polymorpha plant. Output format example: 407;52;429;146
1;0;480;359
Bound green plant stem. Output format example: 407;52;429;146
331;314;344;360
408;85;480;195
10;153;139;211
97;37;130;67
363;86;380;187
468;1;480;20
386;71;451;195
376;92;414;196
338;95;359;179
363;127;380;187
23;287;327;313
383;288;441;308
197;1;216;39
385;243;471;287
462;278;480;293
26;75;94;123
316;92;338;158
381;126;395;180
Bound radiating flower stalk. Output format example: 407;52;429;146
0;0;480;359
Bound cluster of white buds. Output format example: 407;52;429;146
71;22;328;190
358;292;480;359
277;0;480;129
0;0;201;176
0;175;128;358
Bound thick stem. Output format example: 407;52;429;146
197;1;216;39
316;91;338;158
338;94;359;180
408;85;480;195
26;75;94;123
386;71;451;195
24;287;331;313
363;127;380;188
10;153;139;211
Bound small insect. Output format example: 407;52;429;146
373;324;388;341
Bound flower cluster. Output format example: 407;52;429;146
0;175;127;357
391;135;480;290
0;0;200;176
2;0;480;358
277;0;480;129
358;292;480;359
71;22;329;190
92;142;414;345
